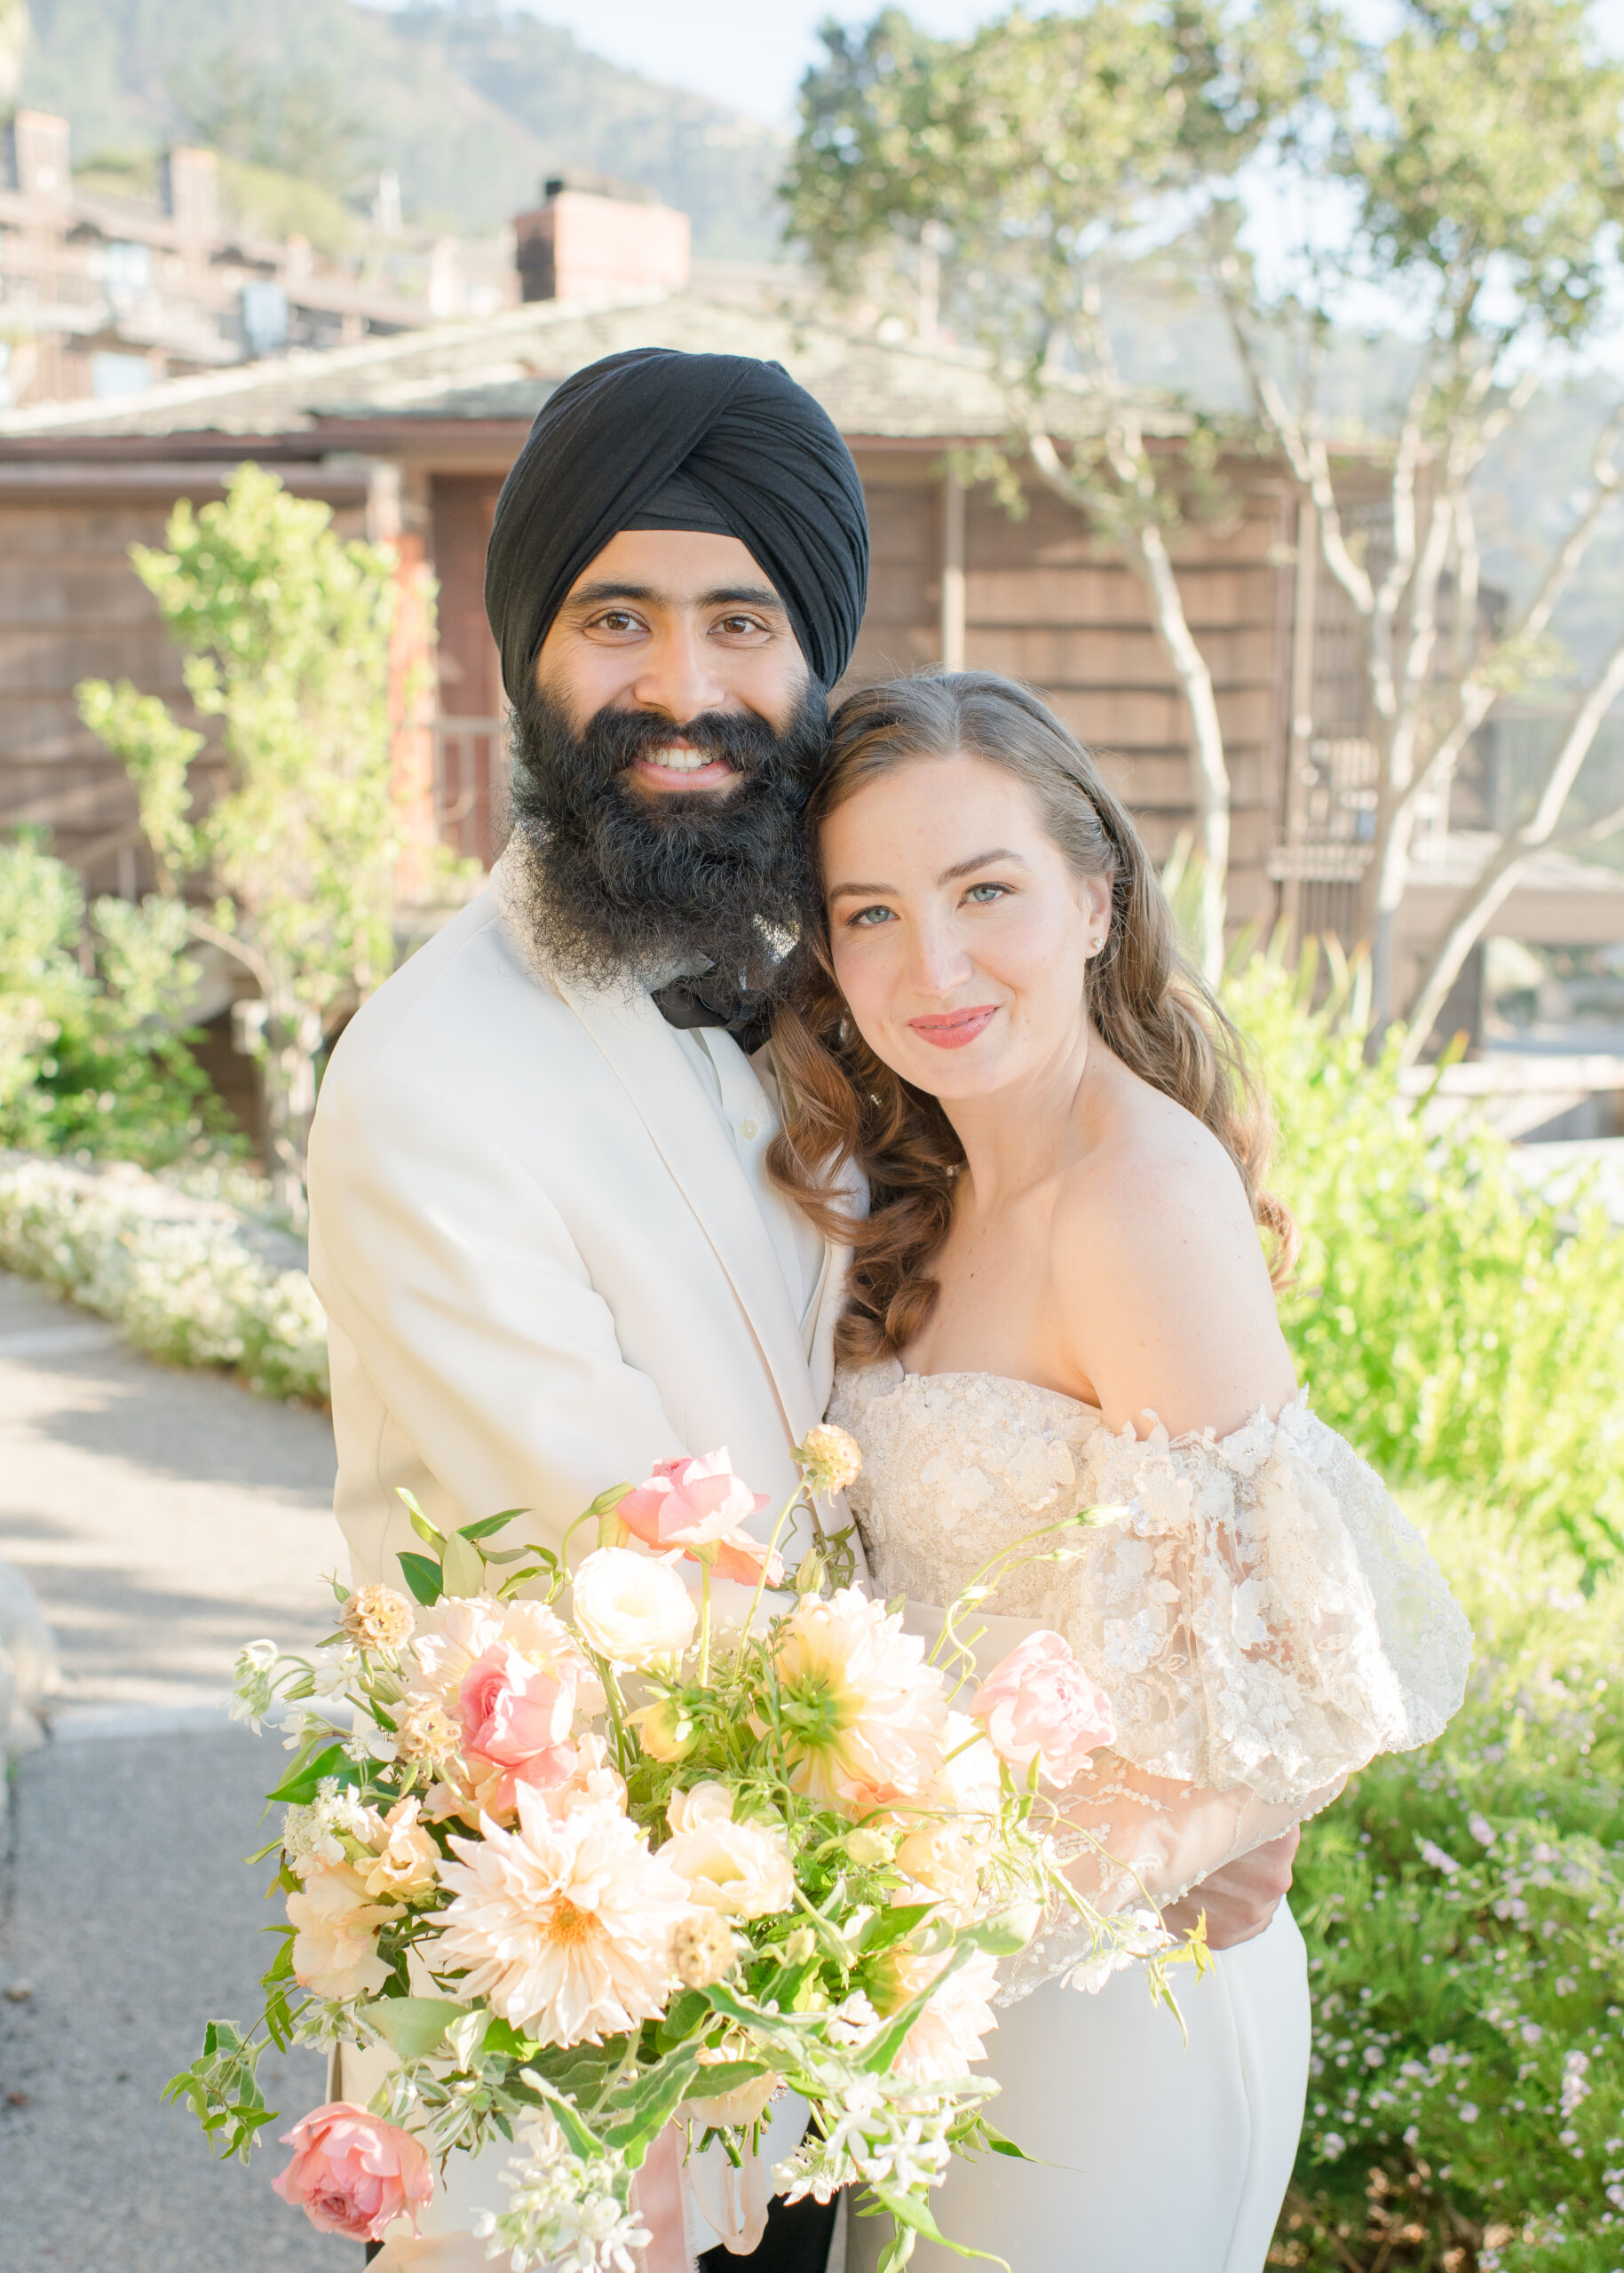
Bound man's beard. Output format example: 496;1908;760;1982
504;683;827;1004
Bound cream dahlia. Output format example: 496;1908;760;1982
869;1944;1000;2084
432;1787;692;2045
771;1587;947;1816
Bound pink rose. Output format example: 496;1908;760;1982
970;1631;1115;1787
457;1640;577;1816
616;1450;780;1589
617;1449;769;1550
272;2102;432;2240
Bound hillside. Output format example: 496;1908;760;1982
14;0;788;257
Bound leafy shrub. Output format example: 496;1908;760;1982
0;1154;327;1402
1230;949;1624;1570
1278;1505;1624;2271
0;836;239;1168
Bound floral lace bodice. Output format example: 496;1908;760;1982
827;1361;1472;1998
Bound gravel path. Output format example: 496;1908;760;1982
0;1271;354;2269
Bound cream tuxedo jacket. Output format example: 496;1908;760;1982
308;879;854;1596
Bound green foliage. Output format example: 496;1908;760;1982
17;0;785;254
170;49;369;199
78;463;403;1201
1282;1507;1624;2271
1231;947;1624;1570
1342;0;1624;347
786;1;1266;360
0;836;234;1168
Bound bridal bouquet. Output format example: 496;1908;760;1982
169;1427;1196;2272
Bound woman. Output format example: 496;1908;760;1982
769;673;1470;2273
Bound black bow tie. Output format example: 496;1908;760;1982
652;973;773;1056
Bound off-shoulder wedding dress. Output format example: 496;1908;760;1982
826;1360;1471;2273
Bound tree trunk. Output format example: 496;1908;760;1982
1129;521;1230;987
1398;629;1624;1065
261;990;323;1222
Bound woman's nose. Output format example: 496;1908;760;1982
907;914;975;999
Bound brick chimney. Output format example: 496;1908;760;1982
4;110;70;202
161;146;220;240
514;171;690;305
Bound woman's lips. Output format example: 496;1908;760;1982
907;1005;1000;1049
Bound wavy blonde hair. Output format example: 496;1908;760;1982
767;672;1295;1366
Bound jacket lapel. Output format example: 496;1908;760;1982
554;969;822;1445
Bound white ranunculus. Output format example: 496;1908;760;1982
664;1810;796;1921
570;1548;698;1667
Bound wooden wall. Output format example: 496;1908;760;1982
0;448;1295;931
849;453;1294;931
0;480;367;892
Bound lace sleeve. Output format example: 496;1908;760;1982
998;1752;1344;2002
999;1399;1472;1808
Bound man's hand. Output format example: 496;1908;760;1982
1161;1827;1301;1952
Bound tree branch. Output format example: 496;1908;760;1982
1397;629;1624;1065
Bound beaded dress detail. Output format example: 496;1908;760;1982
827;1360;1471;2001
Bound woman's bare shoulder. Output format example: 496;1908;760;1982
1049;1074;1294;1435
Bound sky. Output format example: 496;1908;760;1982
465;1;1624;127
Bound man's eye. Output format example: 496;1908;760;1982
964;882;1010;904
593;611;640;633
846;904;896;929
716;614;764;636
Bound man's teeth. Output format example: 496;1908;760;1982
646;746;712;772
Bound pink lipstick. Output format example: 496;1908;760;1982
907;1005;999;1049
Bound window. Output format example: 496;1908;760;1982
91;351;153;399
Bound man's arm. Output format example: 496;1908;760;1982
309;1061;685;1573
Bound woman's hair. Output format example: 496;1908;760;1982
767;670;1295;1366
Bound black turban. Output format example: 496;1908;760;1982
483;347;869;701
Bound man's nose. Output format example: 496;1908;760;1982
628;622;730;722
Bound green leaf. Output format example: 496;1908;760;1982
682;2059;769;2103
856;1902;937;1957
265;1740;357;1805
483;2016;543;2061
368;1998;471;2060
655;1989;709;2052
397;1550;444;1607
398;1489;444;1550
440;1531;486;1599
458;1509;529;1542
601;2045;705;2159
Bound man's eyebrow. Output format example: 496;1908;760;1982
562;579;787;612
828;848;1029;902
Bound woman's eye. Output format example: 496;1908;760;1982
845;904;896;929
964;882;1010;904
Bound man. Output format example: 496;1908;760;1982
308;347;868;2273
307;345;1298;2271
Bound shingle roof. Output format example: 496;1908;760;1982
0;288;1152;447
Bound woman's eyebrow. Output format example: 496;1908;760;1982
938;847;1027;883
828;849;1028;902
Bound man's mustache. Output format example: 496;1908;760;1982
582;706;789;780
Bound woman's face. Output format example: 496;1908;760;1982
820;751;1112;1102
